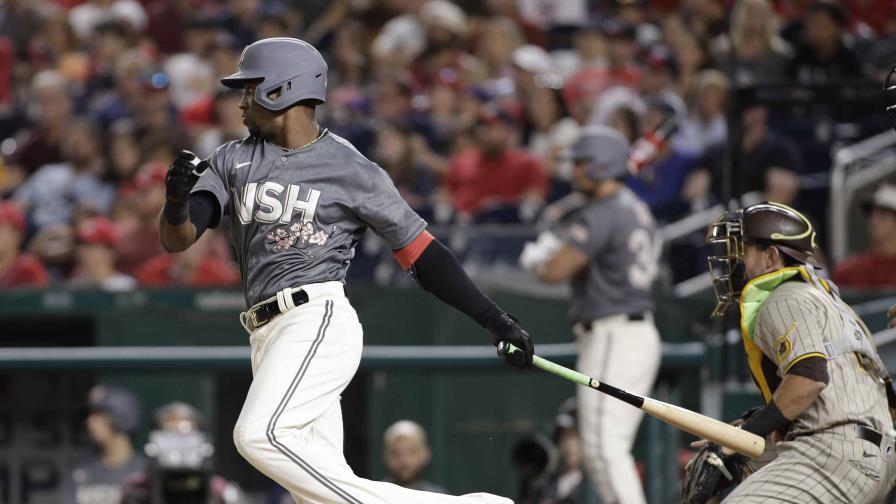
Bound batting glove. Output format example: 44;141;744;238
489;312;534;369
165;150;209;205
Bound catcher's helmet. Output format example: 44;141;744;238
567;125;631;181
221;37;328;110
705;202;819;318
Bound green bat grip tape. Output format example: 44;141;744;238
500;342;596;388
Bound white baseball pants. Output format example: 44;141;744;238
233;282;514;504
575;313;661;504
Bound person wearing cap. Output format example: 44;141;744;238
70;216;136;291
674;69;729;156
788;1;862;87
625;98;697;222
539;398;585;504
62;385;146;504
521;126;659;504
832;184;896;289
693;86;803;207
0;201;49;288
637;44;686;122
135;228;240;287
115;162;168;275
382;420;447;494
443;107;547;219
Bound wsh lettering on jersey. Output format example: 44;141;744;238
233;182;321;224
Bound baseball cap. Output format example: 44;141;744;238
862;183;896;214
420;0;467;36
0;201;25;232
601;18;636;40
76;217;119;248
88;385;141;434
641;44;677;75
512;45;552;75
478;106;517;126
134;161;168;190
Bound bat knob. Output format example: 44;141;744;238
496;341;507;357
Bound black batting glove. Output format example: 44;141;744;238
165;150;208;206
488;312;534;369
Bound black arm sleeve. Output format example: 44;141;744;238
409;238;503;327
786;356;829;384
188;191;221;239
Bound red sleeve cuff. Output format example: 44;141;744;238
393;230;435;270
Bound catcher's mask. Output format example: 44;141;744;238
886;66;896;132
706;210;746;319
706;202;819;318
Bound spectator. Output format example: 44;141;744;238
371;0;429;69
693;88;802;206
674;69;729;156
135;230;239;288
374;121;439;210
382;420;446;493
788;2;863;86
115;162;167;275
524;87;579;201
0;201;49;288
106;120;142;187
15;70;71;176
193;90;249;159
70;217;136;291
540;399;585;504
328;21;369;89
27;223;76;283
832;184;896;289
443;108;547;220
477;16;524;100
62;385;146;504
710;0;792;86
638;44;686;121
14;118;116;231
409;1;479;92
68;0;147;40
626;99;696;221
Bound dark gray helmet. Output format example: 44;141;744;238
88;385;141;434
567;125;631;181
221;37;328;110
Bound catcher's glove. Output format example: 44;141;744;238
680;442;749;504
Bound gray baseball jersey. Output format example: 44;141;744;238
192;130;426;307
753;281;892;435
62;455;146;504
557;187;657;323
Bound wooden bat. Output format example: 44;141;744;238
498;342;765;458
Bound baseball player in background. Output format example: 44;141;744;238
158;37;532;504
693;202;896;503
520;126;661;504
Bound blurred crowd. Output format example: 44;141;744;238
1;0;896;291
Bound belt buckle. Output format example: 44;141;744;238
248;307;264;331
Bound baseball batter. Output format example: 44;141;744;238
700;202;896;503
158;37;533;504
520;126;661;504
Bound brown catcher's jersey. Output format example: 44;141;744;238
749;276;892;436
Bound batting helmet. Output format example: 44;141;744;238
886;64;896;132
567;125;631;181
705;202;819;318
221;37;328;110
88;385;141;434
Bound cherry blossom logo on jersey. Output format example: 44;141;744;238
267;221;335;252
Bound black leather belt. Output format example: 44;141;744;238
580;312;648;331
789;423;882;447
857;424;883;447
246;289;309;330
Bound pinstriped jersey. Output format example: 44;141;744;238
752;280;891;436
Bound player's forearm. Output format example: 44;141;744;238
159;213;197;252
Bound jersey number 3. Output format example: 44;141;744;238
627;228;658;290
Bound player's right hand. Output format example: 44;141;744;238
489;312;534;369
165;150;208;205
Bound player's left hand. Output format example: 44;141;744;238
489;313;534;369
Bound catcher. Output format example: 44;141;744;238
682;202;896;503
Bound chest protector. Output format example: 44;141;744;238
739;266;890;402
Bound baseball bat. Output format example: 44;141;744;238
498;342;765;458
